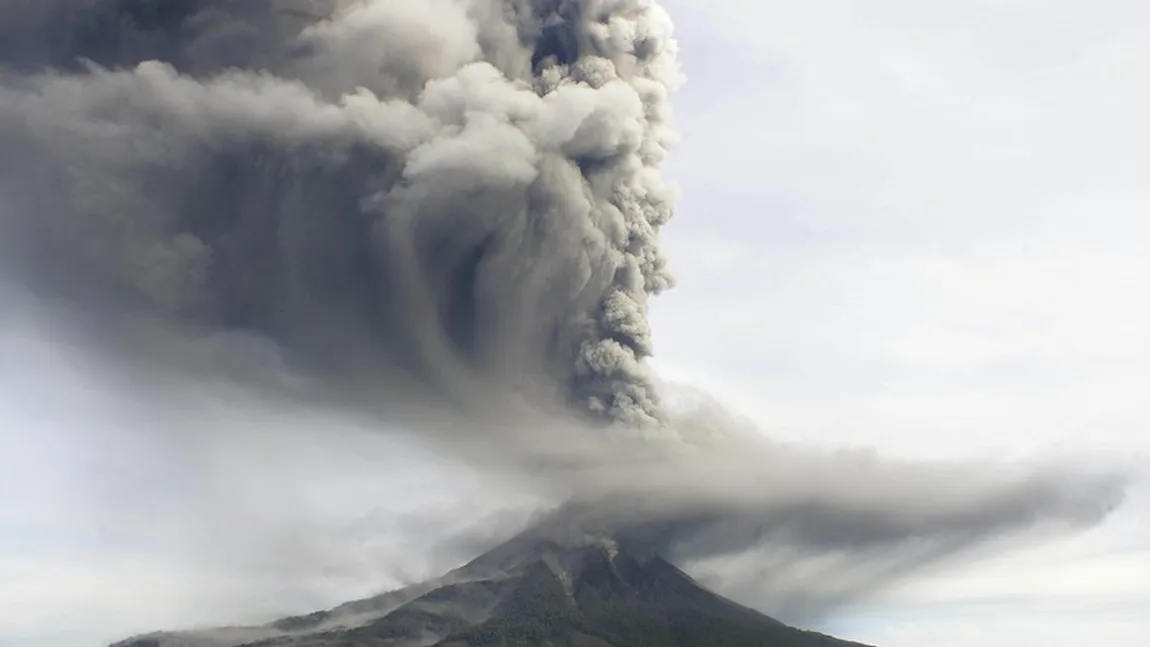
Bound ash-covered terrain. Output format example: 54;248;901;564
112;525;873;647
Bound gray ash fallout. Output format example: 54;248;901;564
0;0;682;426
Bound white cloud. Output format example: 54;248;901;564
652;0;1150;458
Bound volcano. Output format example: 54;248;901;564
111;527;874;647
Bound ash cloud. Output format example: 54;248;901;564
0;0;1131;632
0;0;678;425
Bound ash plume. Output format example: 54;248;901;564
0;0;679;425
0;0;1131;633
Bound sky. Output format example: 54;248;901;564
650;0;1150;644
2;1;1149;646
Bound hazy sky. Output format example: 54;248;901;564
651;1;1150;644
2;2;1149;647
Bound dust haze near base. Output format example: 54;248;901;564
0;0;1130;629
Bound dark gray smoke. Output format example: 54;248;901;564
0;0;679;425
0;0;1131;632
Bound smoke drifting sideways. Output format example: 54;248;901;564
0;0;1130;626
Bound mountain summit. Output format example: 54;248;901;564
111;529;874;647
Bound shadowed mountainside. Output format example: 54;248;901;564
111;528;874;647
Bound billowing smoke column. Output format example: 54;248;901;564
0;1;1131;628
0;0;680;426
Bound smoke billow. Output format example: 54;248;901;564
0;0;678;425
0;0;1130;628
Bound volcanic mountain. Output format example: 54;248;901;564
111;527;874;647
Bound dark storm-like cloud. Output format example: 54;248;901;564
0;0;679;424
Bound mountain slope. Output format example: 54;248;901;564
111;533;873;647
